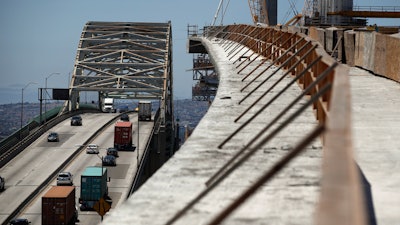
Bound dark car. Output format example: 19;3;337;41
0;176;4;191
106;147;119;157
47;132;59;142
120;113;129;121
9;218;30;225
102;155;116;166
71;115;82;126
118;105;129;113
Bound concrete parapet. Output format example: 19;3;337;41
288;25;301;34
374;33;387;77
300;27;309;36
344;31;356;66
309;27;326;48
374;33;400;82
336;29;345;63
353;31;400;82
354;31;376;72
302;26;399;83
325;27;346;62
325;27;338;53
317;28;326;49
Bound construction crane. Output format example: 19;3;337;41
248;0;269;25
212;0;232;26
282;0;303;26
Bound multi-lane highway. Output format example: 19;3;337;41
0;112;154;225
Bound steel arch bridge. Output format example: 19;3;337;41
66;21;173;125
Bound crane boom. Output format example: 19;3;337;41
212;0;232;26
212;0;224;25
248;0;269;25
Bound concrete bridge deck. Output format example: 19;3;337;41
349;67;400;224
103;37;324;224
102;30;400;224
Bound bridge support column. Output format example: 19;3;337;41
69;90;79;111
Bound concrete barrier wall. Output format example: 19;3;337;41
309;27;326;48
344;31;356;66
325;27;338;53
306;26;400;83
374;33;388;77
355;31;376;72
374;33;400;82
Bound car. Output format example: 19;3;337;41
56;172;73;186
9;218;31;225
86;144;99;154
120;113;129;121
0;176;5;191
106;147;119;157
47;132;59;142
118;105;129;113
102;155;116;166
71;115;82;126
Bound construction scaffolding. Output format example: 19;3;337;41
191;54;218;101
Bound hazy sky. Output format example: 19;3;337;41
0;0;398;104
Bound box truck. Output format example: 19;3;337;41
138;100;152;121
42;186;78;225
114;121;135;151
79;166;110;210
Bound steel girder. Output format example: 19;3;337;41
69;21;173;122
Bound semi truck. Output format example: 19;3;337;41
102;98;116;113
42;186;78;225
114;121;135;151
79;166;109;210
138;100;152;121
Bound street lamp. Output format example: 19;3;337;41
137;114;140;170
20;82;38;140
44;72;60;123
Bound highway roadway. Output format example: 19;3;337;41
0;112;154;225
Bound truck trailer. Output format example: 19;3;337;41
138;100;152;121
79;166;109;210
42;186;77;225
114;121;135;151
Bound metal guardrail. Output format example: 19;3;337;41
128;119;157;196
353;6;400;12
128;108;162;196
170;24;367;225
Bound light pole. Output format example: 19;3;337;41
44;72;60;123
137;114;140;170
20;82;38;140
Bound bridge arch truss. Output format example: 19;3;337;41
68;21;173;124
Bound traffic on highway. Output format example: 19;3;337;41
0;112;154;225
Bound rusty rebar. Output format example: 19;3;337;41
207;124;326;225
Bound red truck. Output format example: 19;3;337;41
114;121;135;151
42;186;78;225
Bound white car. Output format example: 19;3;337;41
86;144;99;154
56;172;73;186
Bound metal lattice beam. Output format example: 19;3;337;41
69;22;173;117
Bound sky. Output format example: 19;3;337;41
0;0;399;104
